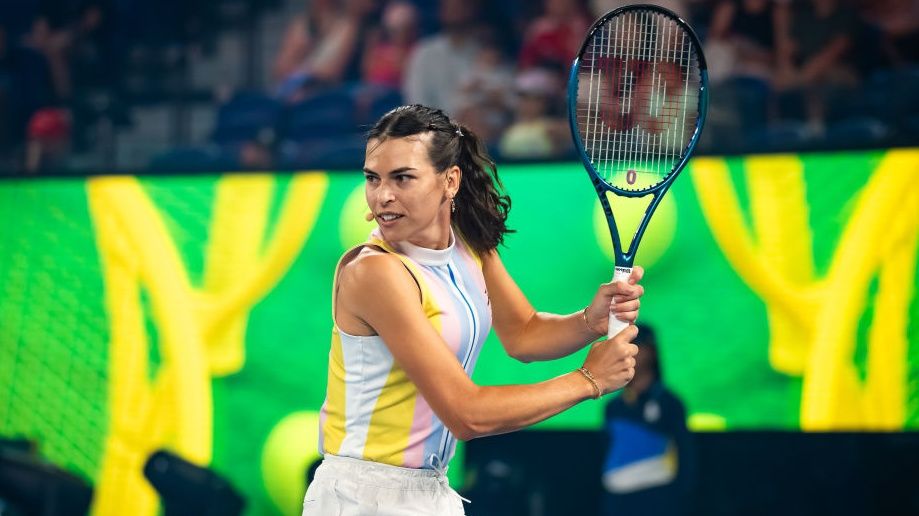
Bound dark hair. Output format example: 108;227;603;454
634;323;662;380
367;104;513;253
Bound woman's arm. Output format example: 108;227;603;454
273;17;311;81
337;251;639;441
708;1;736;41
309;17;362;82
799;34;850;83
482;250;643;363
772;2;797;88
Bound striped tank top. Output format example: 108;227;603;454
319;229;492;469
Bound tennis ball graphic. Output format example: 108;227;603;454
261;411;321;514
340;183;377;249
688;413;727;431
593;193;677;270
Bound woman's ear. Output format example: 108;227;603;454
445;165;461;198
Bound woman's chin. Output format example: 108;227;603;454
377;225;402;242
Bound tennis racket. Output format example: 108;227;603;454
568;4;708;337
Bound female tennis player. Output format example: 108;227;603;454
303;104;644;515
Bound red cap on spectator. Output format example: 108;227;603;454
27;108;71;142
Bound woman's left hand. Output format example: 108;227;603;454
583;266;645;336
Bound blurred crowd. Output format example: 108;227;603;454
1;0;918;174
1;0;238;173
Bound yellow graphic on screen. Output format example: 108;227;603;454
692;150;919;430
86;173;328;515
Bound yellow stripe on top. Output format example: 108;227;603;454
320;246;365;456
322;331;347;455
362;236;443;465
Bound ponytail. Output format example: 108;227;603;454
452;124;513;253
368;105;513;254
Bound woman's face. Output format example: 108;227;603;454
363;135;459;249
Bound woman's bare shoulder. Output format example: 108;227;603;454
338;246;412;292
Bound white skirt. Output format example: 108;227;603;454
302;454;467;516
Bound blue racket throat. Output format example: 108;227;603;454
568;4;708;337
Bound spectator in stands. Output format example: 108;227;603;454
706;0;779;83
499;68;570;159
454;35;516;146
518;0;592;71
590;0;691;22
0;22;56;159
403;0;489;115
700;0;779;143
859;0;919;66
272;0;380;102
774;0;859;132
600;323;694;516
24;106;71;173
69;0;118;95
238;140;274;170
69;0;122;152
24;0;77;101
361;1;419;90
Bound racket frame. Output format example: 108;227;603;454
567;3;709;269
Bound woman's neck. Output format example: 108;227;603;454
405;222;453;250
404;209;454;249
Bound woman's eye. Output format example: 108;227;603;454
364;175;379;183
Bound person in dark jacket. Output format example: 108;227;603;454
601;323;695;516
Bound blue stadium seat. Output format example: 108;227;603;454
149;145;236;173
212;92;281;145
278;134;366;170
722;76;771;130
347;84;403;128
903;114;919;139
367;87;403;125
824;117;890;148
867;67;919;126
746;120;814;151
890;67;919;116
282;89;356;141
824;85;874;124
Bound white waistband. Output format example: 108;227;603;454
322;454;441;479
319;454;470;503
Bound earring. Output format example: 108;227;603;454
450;198;456;213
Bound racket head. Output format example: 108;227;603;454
568;4;708;197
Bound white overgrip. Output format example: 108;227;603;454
608;266;633;338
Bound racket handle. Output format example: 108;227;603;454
607;266;633;338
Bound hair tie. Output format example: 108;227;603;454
455;127;464;137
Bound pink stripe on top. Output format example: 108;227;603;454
417;266;463;356
402;394;435;468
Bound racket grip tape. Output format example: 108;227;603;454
607;266;633;338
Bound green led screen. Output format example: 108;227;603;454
1;149;918;515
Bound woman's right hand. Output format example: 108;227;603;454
581;325;640;396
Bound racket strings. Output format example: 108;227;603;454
577;9;701;191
